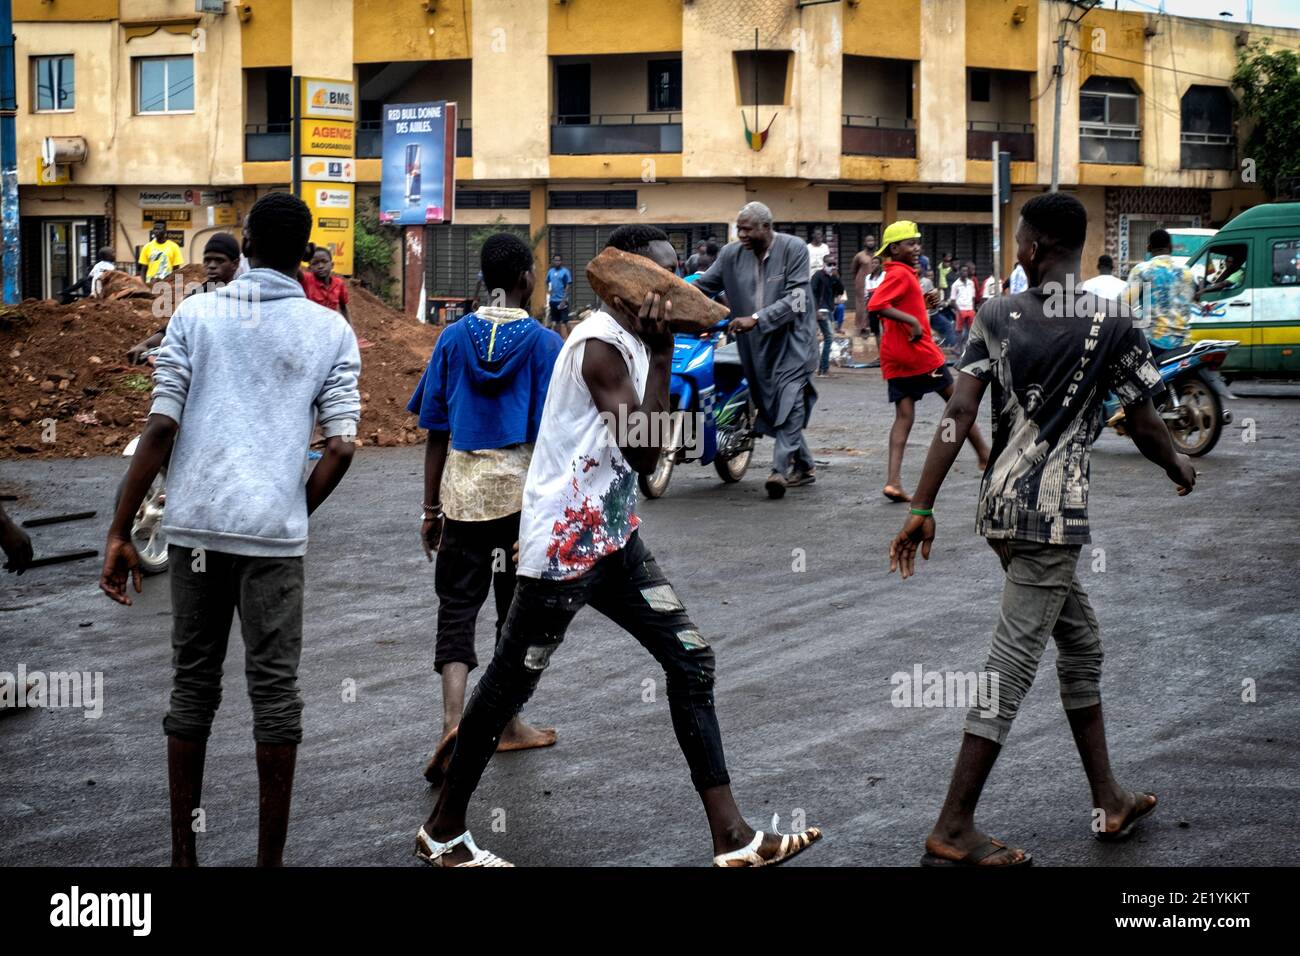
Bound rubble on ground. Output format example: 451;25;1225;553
1;278;438;460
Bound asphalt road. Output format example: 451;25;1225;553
2;369;1297;867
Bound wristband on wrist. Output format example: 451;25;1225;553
909;507;934;517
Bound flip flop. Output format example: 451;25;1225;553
415;828;513;868
920;837;1032;867
1095;792;1158;843
712;828;822;867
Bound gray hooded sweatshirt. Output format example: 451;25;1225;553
150;267;361;557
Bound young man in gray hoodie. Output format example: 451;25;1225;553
100;192;361;867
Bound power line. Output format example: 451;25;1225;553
1070;45;1238;82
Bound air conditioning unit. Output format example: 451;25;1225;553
42;136;87;167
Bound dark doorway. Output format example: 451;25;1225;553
556;63;591;124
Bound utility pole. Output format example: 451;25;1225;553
1049;1;1100;194
1049;21;1067;193
1;0;20;304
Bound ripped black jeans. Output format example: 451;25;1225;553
443;532;730;801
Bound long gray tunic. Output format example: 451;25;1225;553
692;232;817;433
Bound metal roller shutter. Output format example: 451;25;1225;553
917;224;994;281
424;223;528;300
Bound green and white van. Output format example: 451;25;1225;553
1190;202;1300;375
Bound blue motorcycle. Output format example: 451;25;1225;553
638;321;757;498
1104;338;1238;457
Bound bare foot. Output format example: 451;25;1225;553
1096;790;1157;840
924;828;1029;866
497;718;557;753
882;484;911;503
422;727;459;784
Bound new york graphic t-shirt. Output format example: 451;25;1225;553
517;310;649;580
958;287;1164;545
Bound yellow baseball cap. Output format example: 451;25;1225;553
880;220;922;249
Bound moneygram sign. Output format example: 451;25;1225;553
302;79;355;121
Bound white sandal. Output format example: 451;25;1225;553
415;827;514;867
712;828;822;868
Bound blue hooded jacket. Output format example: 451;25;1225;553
407;312;563;451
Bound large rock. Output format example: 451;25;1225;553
98;270;152;300
586;247;729;333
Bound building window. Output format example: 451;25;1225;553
33;55;75;112
648;59;682;112
1079;76;1140;165
1180;85;1235;170
136;56;195;114
456;190;530;210
734;50;791;106
828;191;883;211
969;70;990;103
548;190;637;210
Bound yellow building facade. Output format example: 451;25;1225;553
13;0;1298;307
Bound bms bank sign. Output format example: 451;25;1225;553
303;79;355;121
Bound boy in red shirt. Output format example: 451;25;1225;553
301;246;351;323
869;221;989;502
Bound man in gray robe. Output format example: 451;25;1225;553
692;202;817;499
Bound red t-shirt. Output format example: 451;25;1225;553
869;259;946;379
300;270;350;312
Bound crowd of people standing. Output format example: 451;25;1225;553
80;190;1196;871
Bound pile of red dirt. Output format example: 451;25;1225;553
346;283;442;448
1;279;439;460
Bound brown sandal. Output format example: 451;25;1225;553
921;837;1032;867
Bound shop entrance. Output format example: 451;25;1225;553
20;217;109;300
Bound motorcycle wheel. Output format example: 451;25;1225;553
714;401;756;483
1167;375;1222;457
638;411;684;499
114;471;170;574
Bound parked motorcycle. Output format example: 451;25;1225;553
114;347;169;573
116;437;170;574
638;321;757;499
1105;338;1238;457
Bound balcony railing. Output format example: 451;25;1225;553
550;112;682;155
841;115;916;158
1180;131;1234;171
244;122;291;162
357;118;472;159
966;120;1035;161
1080;123;1141;165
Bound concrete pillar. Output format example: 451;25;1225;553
291;0;353;81
918;0;966;184
529;183;548;316
882;184;899;228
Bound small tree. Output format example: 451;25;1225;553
353;196;399;305
1233;42;1300;199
